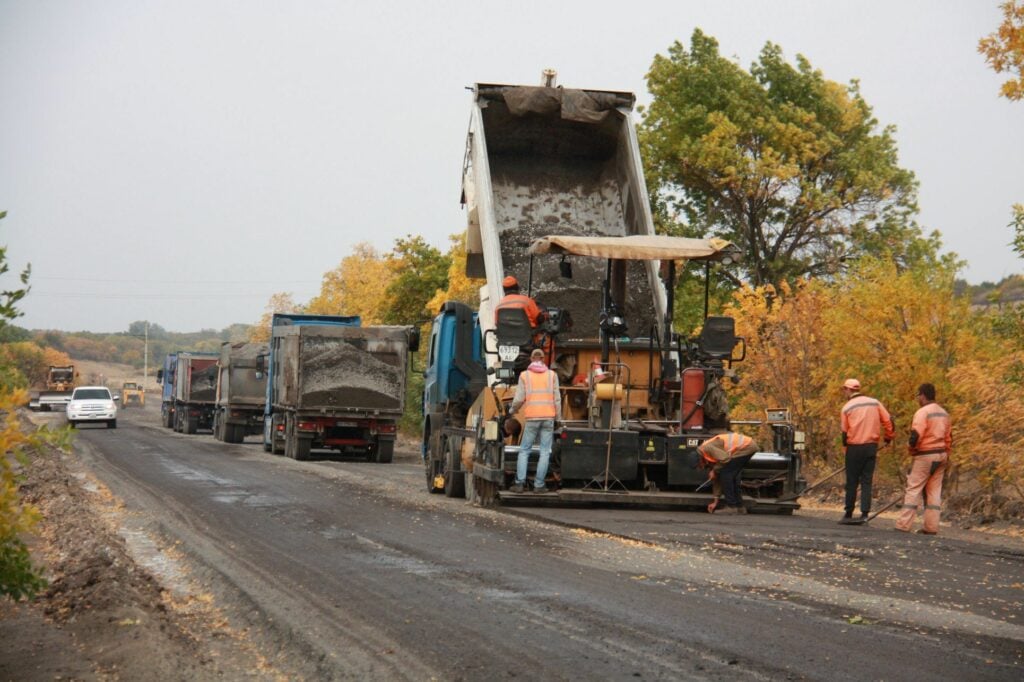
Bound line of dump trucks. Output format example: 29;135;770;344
144;72;807;512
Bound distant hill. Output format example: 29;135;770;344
954;275;1024;307
14;322;253;371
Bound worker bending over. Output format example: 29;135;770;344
698;428;759;514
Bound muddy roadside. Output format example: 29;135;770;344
0;411;281;681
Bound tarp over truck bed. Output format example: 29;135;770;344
272;325;408;413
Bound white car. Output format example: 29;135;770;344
66;386;118;429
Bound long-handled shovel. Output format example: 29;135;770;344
778;466;844;502
866;495;903;522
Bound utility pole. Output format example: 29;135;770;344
143;321;149;384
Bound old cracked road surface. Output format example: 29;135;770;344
56;407;1023;680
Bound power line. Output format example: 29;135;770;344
29;291;318;300
32;276;321;284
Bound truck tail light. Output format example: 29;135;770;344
378;423;397;434
298;421;318;431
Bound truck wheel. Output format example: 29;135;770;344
107;419;117;429
443;440;465;498
225;425;241;444
212;413;222;440
463;470;475;502
173;411;182;432
185;416;198;435
162;410;172;429
285;434;312;461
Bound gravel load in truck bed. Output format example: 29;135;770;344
298;337;402;411
189;364;218;402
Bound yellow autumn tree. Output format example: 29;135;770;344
306;243;394;324
979;1;1024;101
426;232;483;316
723;280;835;465
818;259;977;478
947;352;1024;498
724;258;984;486
249;292;305;343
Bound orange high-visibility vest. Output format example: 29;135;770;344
697;432;755;467
520;369;557;420
910;402;951;455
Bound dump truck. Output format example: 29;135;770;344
120;382;145;408
261;314;419;462
156;352;218;434
212;341;268;443
422;74;805;511
157;353;178;427
29;365;77;411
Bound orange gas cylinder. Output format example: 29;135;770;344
681;368;705;429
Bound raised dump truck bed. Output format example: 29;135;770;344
464;81;666;341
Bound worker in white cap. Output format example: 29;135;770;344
839;378;895;524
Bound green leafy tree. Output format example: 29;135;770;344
381;235;451;327
1011;203;1024;258
641;30;939;289
1;212;50;599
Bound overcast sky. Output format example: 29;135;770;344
1;0;1020;333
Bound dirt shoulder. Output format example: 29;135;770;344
0;412;277;681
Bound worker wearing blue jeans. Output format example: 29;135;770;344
509;348;561;493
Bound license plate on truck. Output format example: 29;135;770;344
336;421;357;427
498;345;520;362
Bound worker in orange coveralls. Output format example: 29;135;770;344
493;275;544;328
839;378;895;525
698;428;759;514
895;383;951;535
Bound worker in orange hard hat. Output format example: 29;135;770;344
839;378;895;525
494;275;544;328
895;383;951;535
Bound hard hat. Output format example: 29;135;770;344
530;348;545;360
502;275;518;288
842;378;861;391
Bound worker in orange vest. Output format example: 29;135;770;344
494;275;544;328
509;348;561;493
698;428;759;514
895;383;951;535
839;378;895;525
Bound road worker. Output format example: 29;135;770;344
494;275;544;328
839;378;895;524
698;427;759;514
508;348;561;493
895;383;951;535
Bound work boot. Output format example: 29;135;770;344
860;513;870;524
533;486;548;494
509;483;525;494
839;513;858;525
